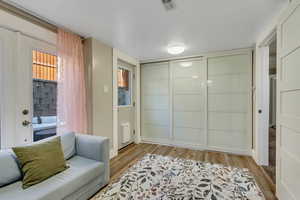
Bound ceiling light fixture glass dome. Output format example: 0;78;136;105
167;44;185;55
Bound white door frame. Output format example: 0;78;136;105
112;49;140;158
255;29;276;166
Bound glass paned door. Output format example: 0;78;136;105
117;62;136;149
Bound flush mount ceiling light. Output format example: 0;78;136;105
167;44;185;55
180;62;192;67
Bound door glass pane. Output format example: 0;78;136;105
32;50;57;142
118;67;132;106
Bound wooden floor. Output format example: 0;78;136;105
93;143;277;200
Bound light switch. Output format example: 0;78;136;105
104;85;109;93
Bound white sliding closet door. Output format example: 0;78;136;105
141;62;170;140
171;59;206;146
207;54;252;153
141;51;252;155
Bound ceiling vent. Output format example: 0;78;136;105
162;0;176;11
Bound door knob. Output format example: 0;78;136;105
22;109;29;115
22;120;31;127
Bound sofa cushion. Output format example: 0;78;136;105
0;151;21;187
60;132;76;160
12;137;68;189
0;156;104;200
34;132;76;160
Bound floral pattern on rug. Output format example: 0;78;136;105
95;154;265;200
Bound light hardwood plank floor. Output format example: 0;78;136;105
91;143;277;200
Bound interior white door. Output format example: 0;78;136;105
171;59;207;146
207;54;252;154
277;1;300;199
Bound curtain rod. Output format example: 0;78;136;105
0;1;85;40
0;1;57;33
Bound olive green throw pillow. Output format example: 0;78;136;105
12;137;68;189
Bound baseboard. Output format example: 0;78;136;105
110;149;117;159
141;137;252;156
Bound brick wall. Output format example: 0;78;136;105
33;79;57;117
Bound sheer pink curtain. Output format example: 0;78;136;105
57;29;88;134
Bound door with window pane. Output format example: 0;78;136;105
17;35;57;144
0;29;56;147
117;60;136;149
171;59;206;145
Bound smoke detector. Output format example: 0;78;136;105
162;0;176;11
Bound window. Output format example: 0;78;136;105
32;50;57;81
32;50;58;141
118;67;132;106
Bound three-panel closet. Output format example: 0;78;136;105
141;50;252;154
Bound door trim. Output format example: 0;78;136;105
112;49;140;158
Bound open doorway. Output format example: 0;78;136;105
262;39;277;184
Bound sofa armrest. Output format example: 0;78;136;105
75;134;110;183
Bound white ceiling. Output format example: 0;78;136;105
6;0;287;60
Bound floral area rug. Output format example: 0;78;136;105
95;154;265;200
